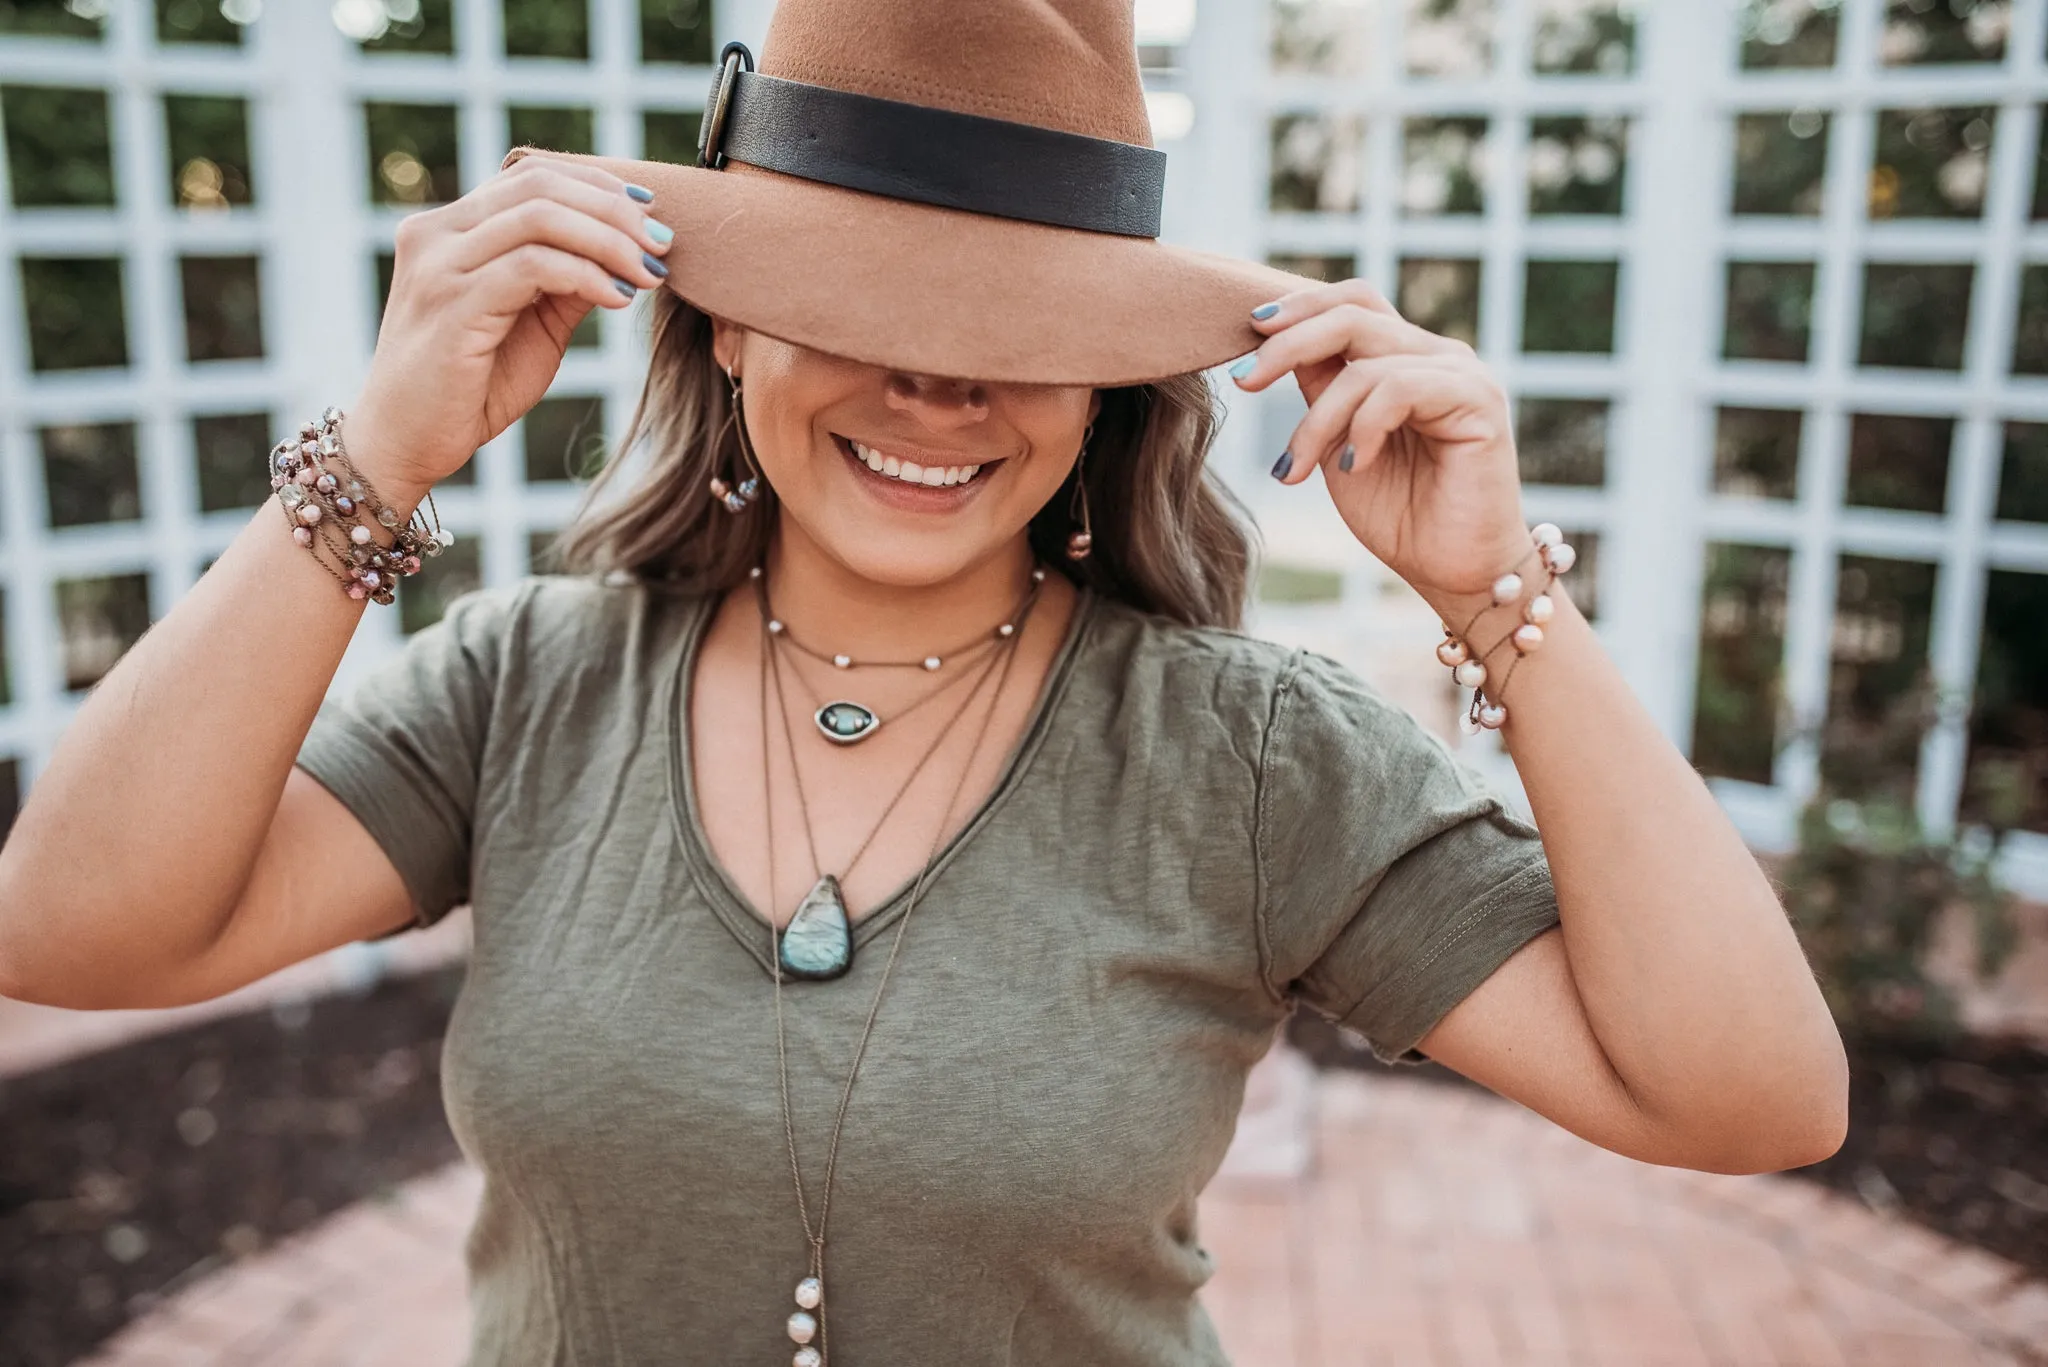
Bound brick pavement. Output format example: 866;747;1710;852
80;1072;2048;1367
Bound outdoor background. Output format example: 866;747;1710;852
3;1;2048;1365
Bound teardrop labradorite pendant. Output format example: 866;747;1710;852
814;700;879;745
779;876;853;980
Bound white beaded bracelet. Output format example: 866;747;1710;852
1435;522;1576;734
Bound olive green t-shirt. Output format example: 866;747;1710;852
295;574;1559;1367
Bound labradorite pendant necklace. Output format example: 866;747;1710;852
756;576;1037;1365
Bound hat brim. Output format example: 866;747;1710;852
505;148;1322;388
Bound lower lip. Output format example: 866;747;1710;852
833;435;998;513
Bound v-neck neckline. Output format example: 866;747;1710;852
664;577;1098;981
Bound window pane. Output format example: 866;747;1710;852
361;0;455;52
1398;257;1480;346
2011;264;2048;375
1273;0;1373;76
640;0;710;63
194;411;276;512
1870;107;1994;220
399;537;481;635
1880;0;2010;66
1713;406;1802;500
2033;109;2048;222
364;102;461;206
1858;263;1972;371
643;110;703;163
1723;261;1814;363
1269;113;1364;214
1561;528;1600;620
1269;252;1357;284
523;394;607;483
1522;259;1618;354
1692;542;1790;784
165;94;253;209
1997;421;2048;522
0;0;102;38
2;84;114;207
1402;117;1488;217
180;255;264;362
1845;412;1951;514
40;421;141;527
1738;0;1839;69
529;528;560;573
20;257;126;371
1732;110;1829;216
1963;570;2048;834
1531;0;1635;75
507;104;593;155
1527;115;1628;216
504;0;587;59
1514;397;1605;487
0;589;9;708
1823;555;1938;802
1406;0;1493;79
156;0;243;45
55;571;151;691
0;757;17;846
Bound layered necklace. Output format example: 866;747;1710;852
752;561;1045;1366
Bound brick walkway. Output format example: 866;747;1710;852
81;1073;2048;1367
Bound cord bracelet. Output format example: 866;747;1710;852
267;408;451;605
1435;522;1577;734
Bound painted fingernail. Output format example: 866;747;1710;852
613;277;636;298
1251;301;1281;320
1229;353;1259;381
645;218;674;246
642;251;669;279
1339;443;1356;473
625;184;654;203
1271;449;1293;481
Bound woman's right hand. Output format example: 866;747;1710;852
345;155;674;498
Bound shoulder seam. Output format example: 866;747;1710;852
1250;645;1311;1008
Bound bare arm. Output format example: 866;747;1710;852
0;157;673;1010
1240;278;1847;1175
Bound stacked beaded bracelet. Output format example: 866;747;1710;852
268;408;451;605
1436;522;1577;734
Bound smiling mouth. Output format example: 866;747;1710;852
833;434;1003;489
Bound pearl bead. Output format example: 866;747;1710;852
270;474;286;490
316;473;338;493
788;1311;818;1345
351;525;373;545
924;656;941;671
295;467;317;486
292;526;314;548
296;504;322;525
377;506;402;528
402;555;422;574
345;480;366;501
334;496;355;516
1490;572;1523;605
347;583;368;601
1531;522;1563;549
1544;543;1576;575
1458;711;1480;736
1454;659;1487;689
1525;594;1554;625
1513;623;1544;653
794;1277;822;1310
794;1351;822;1367
1435;639;1469;668
361;570;381;589
833;654;851;668
1478;703;1508;730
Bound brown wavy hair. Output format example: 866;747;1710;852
550;292;1254;629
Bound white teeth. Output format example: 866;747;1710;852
900;459;925;482
882;454;901;477
921;465;946;486
942;466;961;486
848;440;986;487
864;447;884;472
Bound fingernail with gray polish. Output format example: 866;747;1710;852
1339;443;1356;473
642;251;669;279
625;184;654;203
1271;450;1293;481
1251;301;1281;320
613;278;636;298
645;218;674;246
1229;354;1258;381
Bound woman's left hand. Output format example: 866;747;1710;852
1230;279;1534;611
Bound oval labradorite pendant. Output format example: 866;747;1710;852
814;700;879;745
779;876;853;980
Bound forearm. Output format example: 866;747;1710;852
1422;575;1847;1145
0;437;430;999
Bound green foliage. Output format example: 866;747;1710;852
1522;260;1618;354
2;84;114;207
156;0;242;46
0;0;103;38
1859;263;1973;370
363;0;455;53
640;0;710;64
507;105;593;155
643;110;703;163
503;0;587;59
1723;261;1815;362
20;256;127;371
165;94;253;208
364;102;460;205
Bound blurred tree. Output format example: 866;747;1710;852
1880;0;2010;66
1738;0;1841;69
400;538;480;634
1402;117;1487;216
192;412;276;512
1398;257;1480;345
20;257;126;371
1405;0;1492;78
156;0;242;45
1531;0;1634;75
1870;106;1993;219
0;0;101;37
1269;113;1363;214
1522;259;1617;353
1996;422;2048;523
2;84;114;207
1845;413;1951;514
364;102;460;205
643;109;703;163
40;422;141;528
165;94;253;208
640;0;710;64
1692;541;1790;784
1859;263;1973;370
523;394;607;484
180;255;264;362
1514;397;1605;487
504;0;587;59
1528;115;1628;216
361;0;456;53
1823;555;1938;803
0;592;9;709
507;105;593;154
2010;265;2048;375
1731;110;1829;216
1963;570;2048;835
1713;406;1803;499
55;572;152;690
1723;260;1814;362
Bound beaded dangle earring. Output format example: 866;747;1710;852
1065;422;1095;560
709;363;765;514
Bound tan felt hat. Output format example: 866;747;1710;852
501;0;1319;388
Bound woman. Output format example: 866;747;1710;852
0;2;1846;1364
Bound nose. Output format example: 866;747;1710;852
883;371;990;430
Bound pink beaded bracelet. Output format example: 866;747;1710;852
1435;523;1577;734
268;408;451;605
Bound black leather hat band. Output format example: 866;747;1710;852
697;46;1166;238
